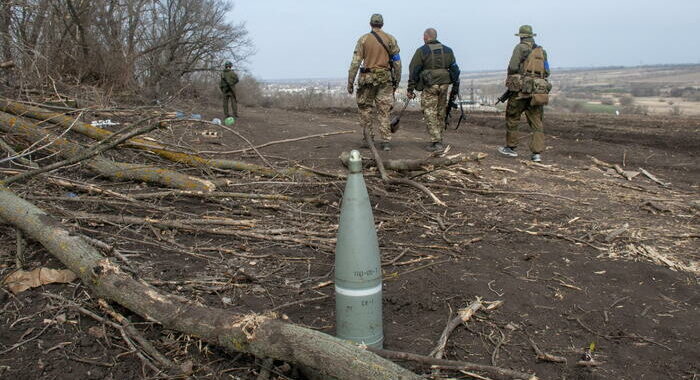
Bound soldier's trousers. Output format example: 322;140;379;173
505;97;544;153
223;91;238;118
421;84;450;143
356;82;393;142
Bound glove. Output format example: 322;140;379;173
347;82;354;95
407;90;416;100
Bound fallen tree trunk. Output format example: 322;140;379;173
340;151;468;172
0;111;214;191
0;99;310;178
0;186;421;380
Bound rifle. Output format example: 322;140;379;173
445;85;465;130
496;90;516;105
390;97;410;133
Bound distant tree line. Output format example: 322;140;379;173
0;0;252;96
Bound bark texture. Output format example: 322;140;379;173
0;187;421;380
0;111;214;191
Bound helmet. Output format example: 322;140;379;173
515;25;537;37
370;14;383;27
224;61;233;68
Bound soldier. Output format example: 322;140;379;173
220;61;239;119
498;25;551;162
348;14;402;151
407;28;460;152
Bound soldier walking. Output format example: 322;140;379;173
220;61;239;119
348;14;402;151
498;25;551;162
407;28;460;152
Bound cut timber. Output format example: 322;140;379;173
0;186;421;380
0;99;309;178
0;111;214;191
340;151;468;172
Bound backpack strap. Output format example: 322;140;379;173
370;31;393;65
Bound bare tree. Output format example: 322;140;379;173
2;0;253;94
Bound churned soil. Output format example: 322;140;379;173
1;103;698;379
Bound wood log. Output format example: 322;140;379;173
0;99;309;178
340;151;467;172
0;186;421;380
0;111;214;191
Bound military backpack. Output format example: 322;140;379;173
521;46;551;105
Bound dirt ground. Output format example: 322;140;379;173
1;102;698;380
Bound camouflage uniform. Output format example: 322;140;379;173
504;26;550;154
220;67;239;118
408;39;460;144
348;14;401;144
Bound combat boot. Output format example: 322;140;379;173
426;141;444;152
531;153;542;162
498;146;518;157
380;142;391;151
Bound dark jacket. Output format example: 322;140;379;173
408;39;460;91
220;69;239;93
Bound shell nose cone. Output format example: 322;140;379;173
348;149;363;173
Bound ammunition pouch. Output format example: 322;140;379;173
530;93;549;106
522;77;552;95
505;74;523;92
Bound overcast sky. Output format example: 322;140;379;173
231;0;699;80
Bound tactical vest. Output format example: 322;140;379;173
419;43;452;87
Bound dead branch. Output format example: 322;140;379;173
0;186;421;380
128;189;325;204
67;212;335;250
0;136;39;168
98;299;183;375
590;156;638;181
0;60;13;69
527;338;567;363
367;347;537;380
639;167;671;187
430;298;484;359
0;111;215;191
200;130;354;154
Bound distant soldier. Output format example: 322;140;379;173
498;25;551;162
220;61;239;118
348;13;402;151
407;28;460;152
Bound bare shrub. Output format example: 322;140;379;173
619;95;634;106
236;76;265;107
601;98;614;105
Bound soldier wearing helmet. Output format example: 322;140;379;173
498;25;551;163
220;60;239;119
347;13;402;151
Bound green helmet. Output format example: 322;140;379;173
370;13;383;26
224;61;232;68
515;25;537;37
